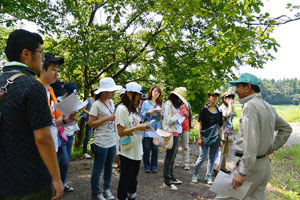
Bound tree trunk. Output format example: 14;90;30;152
74;118;86;148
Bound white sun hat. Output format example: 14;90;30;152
94;77;123;94
125;82;144;94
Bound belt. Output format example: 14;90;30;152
234;150;266;159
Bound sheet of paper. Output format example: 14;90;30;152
209;171;252;200
54;93;87;116
146;127;161;138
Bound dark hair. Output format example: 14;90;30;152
120;92;139;113
42;61;51;71
91;88;96;97
147;85;162;106
5;29;43;62
222;95;235;107
241;83;260;93
169;93;182;108
95;93;102;101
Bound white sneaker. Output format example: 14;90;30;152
91;193;106;200
104;189;115;200
84;153;91;159
163;183;177;190
184;163;190;170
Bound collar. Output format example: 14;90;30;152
238;93;261;104
204;102;221;112
3;61;36;75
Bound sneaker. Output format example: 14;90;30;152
145;168;151;173
64;185;74;192
91;193;106;200
104;189;115;200
170;178;182;185
205;174;213;185
162;183;177;190
191;174;198;183
184;163;190;170
84;153;92;159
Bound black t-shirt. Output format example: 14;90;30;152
0;66;53;196
198;106;223;130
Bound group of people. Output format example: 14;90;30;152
0;28;293;200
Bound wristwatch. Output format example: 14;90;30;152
62;119;67;125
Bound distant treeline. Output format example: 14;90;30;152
261;79;300;105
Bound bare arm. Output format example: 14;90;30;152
34;127;64;200
197;121;203;146
117;124;148;137
82;105;90;115
88;114;115;128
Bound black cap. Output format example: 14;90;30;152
51;79;66;97
44;53;64;65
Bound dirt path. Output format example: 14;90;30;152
62;123;300;200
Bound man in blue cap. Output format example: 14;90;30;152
214;73;292;200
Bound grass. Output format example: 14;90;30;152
267;145;300;200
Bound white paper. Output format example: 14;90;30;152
210;171;252;200
146;127;161;138
54;93;88;116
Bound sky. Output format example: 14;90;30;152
237;0;300;80
22;0;300;80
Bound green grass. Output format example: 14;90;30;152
267;145;300;200
233;104;300;132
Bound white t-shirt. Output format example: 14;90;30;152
115;104;143;161
89;99;116;148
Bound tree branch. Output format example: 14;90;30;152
112;29;163;79
247;15;300;26
91;54;116;84
87;2;107;26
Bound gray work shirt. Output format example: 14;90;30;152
236;93;292;175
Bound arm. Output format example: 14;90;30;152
34;127;64;200
272;114;292;151
82;106;90;115
89;114;115;128
197;121;203;146
54;113;76;127
117;123;148;137
164;101;181;124
237;105;260;176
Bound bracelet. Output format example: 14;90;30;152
62;119;67;125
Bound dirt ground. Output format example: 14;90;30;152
62;123;300;200
62;143;235;200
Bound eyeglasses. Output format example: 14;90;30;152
33;50;45;57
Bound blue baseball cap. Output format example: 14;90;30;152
229;73;260;87
64;83;77;95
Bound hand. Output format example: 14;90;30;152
155;108;162;113
107;114;115;121
135;124;149;131
198;138;203;146
191;122;196;129
51;179;64;200
146;110;155;115
232;173;246;189
65;113;76;123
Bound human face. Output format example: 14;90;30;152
127;92;141;106
151;87;160;100
101;91;115;100
42;63;59;84
208;94;219;104
27;44;45;73
235;83;250;99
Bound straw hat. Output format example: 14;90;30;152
171;87;188;106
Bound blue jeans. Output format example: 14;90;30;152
142;137;158;171
57;139;69;185
83;123;93;154
193;143;219;176
66;135;74;161
163;136;180;185
91;145;116;197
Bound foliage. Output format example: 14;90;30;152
261;78;300;105
1;0;288;111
